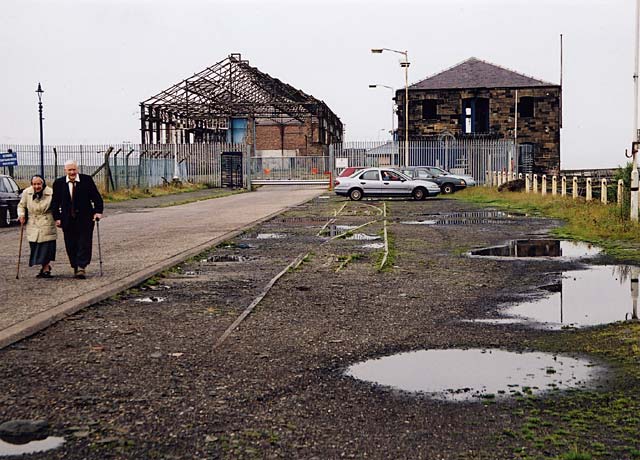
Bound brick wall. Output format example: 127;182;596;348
252;119;325;155
397;86;561;174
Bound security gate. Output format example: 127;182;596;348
221;151;243;188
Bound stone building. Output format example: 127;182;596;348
396;57;561;174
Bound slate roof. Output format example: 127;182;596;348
410;57;558;90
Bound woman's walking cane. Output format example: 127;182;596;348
16;222;24;279
96;218;103;276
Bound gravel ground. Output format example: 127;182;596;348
0;193;631;459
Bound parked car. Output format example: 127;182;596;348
417;166;477;187
337;167;363;178
401;167;468;194
0;174;21;227
334;167;440;201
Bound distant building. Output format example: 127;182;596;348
396;57;561;174
140;54;343;156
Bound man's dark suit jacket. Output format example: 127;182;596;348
51;174;104;228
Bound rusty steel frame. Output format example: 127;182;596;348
140;53;343;146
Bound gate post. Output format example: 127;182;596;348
572;177;579;199
525;174;530;193
601;179;608;204
586;178;592;201
533;174;538;193
618;179;625;206
541;175;547;196
552;175;557;196
561;176;567;197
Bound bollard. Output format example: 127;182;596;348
541;175;547;196
572;177;579;199
618;179;625;207
586;178;592;201
561;176;567;197
493;171;498;187
518;172;523;180
533;174;538;194
552;176;558;196
525;174;531;193
501;171;506;185
601;179;608;204
485;171;491;187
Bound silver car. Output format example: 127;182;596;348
334;167;440;201
419;166;477;187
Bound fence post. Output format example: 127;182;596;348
533;174;538;194
561;176;567;197
618;179;624;207
601;179;608;204
541;175;547;196
572;176;579;199
552;176;557;196
104;148;112;193
485;170;491;186
525;174;530;193
493;171;498;187
586;178;592;201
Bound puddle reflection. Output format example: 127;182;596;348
346;349;600;402
470;239;601;258
502;265;640;328
0;436;64;456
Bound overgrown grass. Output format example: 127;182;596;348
102;183;212;203
453;187;640;261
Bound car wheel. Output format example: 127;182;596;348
442;183;455;194
412;187;427;201
0;208;9;227
348;188;363;201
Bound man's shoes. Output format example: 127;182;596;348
73;267;78;275
75;268;86;279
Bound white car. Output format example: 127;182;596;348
334;167;440;201
419;166;477;187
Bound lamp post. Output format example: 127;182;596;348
368;84;395;139
372;48;410;167
36;83;44;177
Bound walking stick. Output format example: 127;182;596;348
16;222;24;279
96;218;103;276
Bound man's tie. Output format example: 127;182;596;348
70;180;76;218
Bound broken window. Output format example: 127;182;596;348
422;100;438;120
519;97;534;118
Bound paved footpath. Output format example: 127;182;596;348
0;186;325;349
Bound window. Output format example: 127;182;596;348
519;97;534;118
422;100;438;120
360;170;380;181
0;179;8;193
462;98;490;133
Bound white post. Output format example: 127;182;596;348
552;175;558;196
533;174;538;193
518;172;523;180
541;175;547;195
485;170;491;187
586;178;592;201
572;176;579;199
601;179;608;204
525;174;530;193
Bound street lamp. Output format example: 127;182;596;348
372;48;410;167
36;83;44;177
368;84;395;140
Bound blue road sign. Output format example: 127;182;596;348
0;152;18;166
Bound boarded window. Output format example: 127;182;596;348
422;100;438;120
519;97;534;118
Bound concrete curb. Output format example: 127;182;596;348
0;191;324;350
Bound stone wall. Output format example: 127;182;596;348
396;87;561;174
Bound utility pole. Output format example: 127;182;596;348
632;0;640;221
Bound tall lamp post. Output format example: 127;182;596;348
36;83;44;177
371;48;410;167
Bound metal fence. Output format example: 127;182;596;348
1;143;247;190
331;139;516;185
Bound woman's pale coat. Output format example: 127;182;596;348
17;186;57;243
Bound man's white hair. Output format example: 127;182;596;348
64;160;78;167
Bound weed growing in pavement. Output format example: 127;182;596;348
454;187;640;262
102;183;210;202
498;322;640;459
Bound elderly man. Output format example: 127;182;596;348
51;160;103;279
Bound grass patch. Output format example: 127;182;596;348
453;187;640;261
102;182;234;203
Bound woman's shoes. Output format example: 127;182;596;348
37;266;53;278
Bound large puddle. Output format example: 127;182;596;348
469;239;601;259
346;349;601;402
498;265;640;328
402;210;524;226
0;436;64;456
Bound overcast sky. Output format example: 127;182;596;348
0;0;636;169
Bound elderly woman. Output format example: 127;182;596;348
17;175;57;278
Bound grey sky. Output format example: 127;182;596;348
0;0;635;169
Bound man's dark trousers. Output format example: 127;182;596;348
63;217;94;269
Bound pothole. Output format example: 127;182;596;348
497;265;640;328
469;239;601;259
205;254;248;263
346;234;381;241
134;297;166;303
346;349;602;402
401;211;525;226
255;233;287;239
362;242;385;249
0;436;64;456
